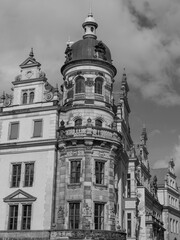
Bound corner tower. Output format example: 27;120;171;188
53;13;127;239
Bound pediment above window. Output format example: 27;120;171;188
19;56;41;69
3;189;37;203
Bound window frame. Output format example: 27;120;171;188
11;163;21;188
127;212;132;237
70;160;81;184
32;119;43;138
69;202;80;229
75;77;85;94
8;204;19;230
24;162;34;187
21;204;32;230
9;122;19;140
94;203;104;230
127;173;131;198
21;89;35;105
95;77;103;94
95;161;105;185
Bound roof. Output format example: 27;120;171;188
151;168;168;186
69;38;112;64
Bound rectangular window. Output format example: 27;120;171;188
11;164;21;187
33;119;42;137
95;161;104;184
127;173;131;198
24;163;34;187
69;203;80;229
8;205;18;230
127;213;132;237
70;161;81;183
21;205;32;230
94;203;104;230
9;122;19;140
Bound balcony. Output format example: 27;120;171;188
58;126;122;145
50;229;126;240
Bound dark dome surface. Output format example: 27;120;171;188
70;38;112;64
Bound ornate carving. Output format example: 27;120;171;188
15;74;22;81
64;45;72;63
94;41;107;60
85;78;94;87
2;93;13;107
83;203;92;217
57;206;65;224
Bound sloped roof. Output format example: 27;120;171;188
151;168;168;186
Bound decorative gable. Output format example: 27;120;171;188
3;189;37;203
19;55;41;69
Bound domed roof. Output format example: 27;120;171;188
68;38;112;64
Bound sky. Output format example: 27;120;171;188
1;0;180;182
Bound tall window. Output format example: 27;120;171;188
21;205;32;230
127;213;132;237
69;203;80;229
29;92;34;104
127;173;131;198
33;119;42;137
22;92;28;104
94;203;104;229
11;164;21;187
95;77;103;94
95;161;104;184
8;205;18;230
75;77;85;94
95;119;102;128
9;122;19;140
70;161;81;183
75;118;82;127
24;163;34;187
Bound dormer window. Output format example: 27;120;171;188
75;77;85;94
95;119;102;128
22;89;35;104
75;118;82;127
95;77;103;94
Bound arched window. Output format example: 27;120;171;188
22;93;28;104
95;119;102;128
29;92;34;104
75;118;82;127
75;77;85;94
95;77;103;94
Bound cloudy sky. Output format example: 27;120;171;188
1;0;180;182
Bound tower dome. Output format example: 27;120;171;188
61;12;116;77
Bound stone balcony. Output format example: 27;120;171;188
50;229;126;240
0;229;126;240
58;126;122;146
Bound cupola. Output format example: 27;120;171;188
82;12;98;39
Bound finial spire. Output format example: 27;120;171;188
89;0;92;15
29;48;34;58
82;3;98;39
141;125;148;145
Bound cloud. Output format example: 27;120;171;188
119;0;180;106
149;129;161;138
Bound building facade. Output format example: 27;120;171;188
151;160;180;240
0;11;179;240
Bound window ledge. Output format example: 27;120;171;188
67;183;82;188
93;183;108;189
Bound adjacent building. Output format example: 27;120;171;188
151;160;180;240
